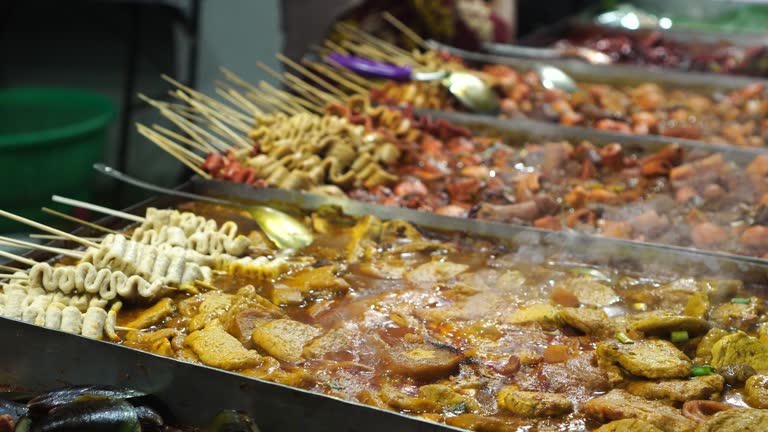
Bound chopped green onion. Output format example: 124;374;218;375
731;298;751;304
670;330;689;343
691;365;716;377
445;402;467;414
569;267;610;281
616;332;634;344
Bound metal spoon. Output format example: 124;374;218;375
481;42;613;65
424;40;580;94
328;53;499;114
93;164;314;250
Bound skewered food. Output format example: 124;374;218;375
371;63;768;147
188;98;768;260
36;201;765;432
546;27;768;77
0;385;261;431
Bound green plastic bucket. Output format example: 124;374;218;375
0;88;115;232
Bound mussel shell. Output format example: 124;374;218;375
30;398;140;432
134;405;164;431
209;410;260;432
27;386;145;413
0;400;28;421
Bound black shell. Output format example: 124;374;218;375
209;410;260;432
30;398;140;432
27;386;145;413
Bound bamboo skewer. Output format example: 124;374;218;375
52;196;145;223
0;210;99;249
302;60;369;95
0;274;29;280
382;11;430;49
29;234;104;242
0;264;22;273
0;249;38;266
161;106;232;153
277;53;349;99
258;82;310;114
255;62;326;111
171;91;252;149
41;207;117;235
152;125;213;154
161;74;251;120
0;236;84;260
138;125;212;179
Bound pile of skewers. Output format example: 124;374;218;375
0;196;303;340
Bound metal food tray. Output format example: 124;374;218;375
417;108;767;164
429;39;764;93
3;181;768;431
519;17;768;56
423;40;768;154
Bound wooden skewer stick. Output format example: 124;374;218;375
52;196;145;223
161;74;251;119
152;125;214;154
0;210;99;249
41;207;117;234
277;53;349;99
0;264;22;273
250;69;324;113
302;59;369;95
138;125;213;179
282;72;341;104
140;124;206;165
29;234;104;242
348;22;414;59
160;104;233;153
381;11;430;49
0;236;84;259
215;86;263;117
175;91;253;149
0;249;38;266
258;81;310;114
0;274;29;280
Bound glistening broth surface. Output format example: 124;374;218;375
113;202;768;432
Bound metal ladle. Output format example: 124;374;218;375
328;53;499;114
482;42;613;66
425;40;581;95
93;164;314;250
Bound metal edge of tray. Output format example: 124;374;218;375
2;180;767;432
191;178;768;285
519;16;768;52
428;39;765;91
415;108;767;164
0;185;463;432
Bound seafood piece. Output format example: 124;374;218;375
27;386;145;413
209;410;260;432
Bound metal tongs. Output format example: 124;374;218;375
327;52;500;114
94;164;314;250
481;42;613;65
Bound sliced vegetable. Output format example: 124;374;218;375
616;332;634;344
670;330;689;343
691;365;716;377
731;297;751;304
569;268;610;281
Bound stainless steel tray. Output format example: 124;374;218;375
519;17;768;55
429;39;764;92
2;181;768;432
415;108;767;164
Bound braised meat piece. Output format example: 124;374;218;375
496;387;573;418
597;340;692;380
583;389;696;431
